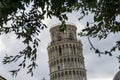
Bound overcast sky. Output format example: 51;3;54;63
0;11;120;80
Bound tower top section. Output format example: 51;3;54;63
47;24;87;80
50;24;77;43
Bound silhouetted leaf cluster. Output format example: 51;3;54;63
0;0;79;76
1;0;120;76
78;0;120;61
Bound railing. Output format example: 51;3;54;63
50;22;76;28
48;38;81;46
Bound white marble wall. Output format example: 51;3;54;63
48;24;87;80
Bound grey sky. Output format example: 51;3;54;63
0;11;119;80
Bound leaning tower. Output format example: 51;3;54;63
47;24;87;80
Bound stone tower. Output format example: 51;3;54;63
47;24;87;80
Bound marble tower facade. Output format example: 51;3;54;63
47;24;87;80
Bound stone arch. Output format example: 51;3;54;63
52;47;55;58
55;46;57;50
73;44;76;55
58;72;60;77
54;60;56;65
56;59;59;65
59;45;62;56
77;71;79;74
54;73;57;78
71;44;75;55
50;48;53;59
75;58;77;62
56;46;59;57
67;57;70;61
61;44;65;56
71;58;73;61
73;70;75;75
62;44;64;48
80;71;82;75
69;32;74;40
65;71;68;75
69;44;72;47
69;71;72;75
76;44;79;55
66;44;68;48
61;72;64;77
52;47;54;52
74;58;77;68
64;58;66;62
60;59;62;63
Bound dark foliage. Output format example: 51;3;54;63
0;0;120;76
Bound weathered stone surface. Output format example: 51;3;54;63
47;24;87;80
